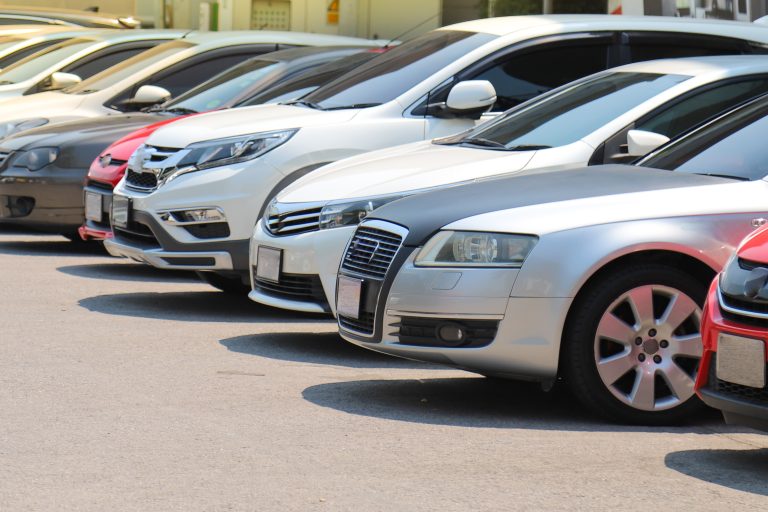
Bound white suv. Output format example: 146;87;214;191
104;15;768;291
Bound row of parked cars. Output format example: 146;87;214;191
1;14;767;429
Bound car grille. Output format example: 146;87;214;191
709;357;768;405
266;205;322;236
125;146;181;192
339;311;375;334
252;270;328;309
340;226;403;280
183;222;230;240
392;316;499;348
719;290;768;327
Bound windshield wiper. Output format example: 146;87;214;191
164;107;197;115
283;99;323;109
322;103;383;110
459;137;509;149
506;144;552;151
695;172;750;181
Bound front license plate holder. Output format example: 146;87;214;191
84;191;102;222
256;247;281;283
111;194;131;229
337;275;363;320
717;333;766;388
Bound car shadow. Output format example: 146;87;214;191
665;448;768;496
301;377;729;432
0;237;108;257
79;291;329;323
220;332;446;369
58;263;199;283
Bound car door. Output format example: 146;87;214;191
421;33;620;139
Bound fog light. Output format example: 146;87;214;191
163;208;226;224
437;323;466;346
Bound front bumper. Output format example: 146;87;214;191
339;250;570;380
696;281;768;432
0;164;87;232
248;221;355;315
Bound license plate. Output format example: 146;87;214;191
111;194;130;229
337;275;363;320
256;247;281;283
717;333;766;388
84;191;102;222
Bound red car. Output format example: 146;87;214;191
696;223;768;432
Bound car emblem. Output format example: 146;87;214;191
99;154;112;167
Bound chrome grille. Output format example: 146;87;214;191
124;145;182;192
341;226;403;280
267;206;322;236
125;169;158;191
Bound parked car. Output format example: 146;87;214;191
0;5;140;29
80;48;386;242
250;55;768;314
0;31;377;134
0;29;188;104
104;14;768;290
0;26;90;70
334;92;768;424
0;46;376;238
696;224;768;432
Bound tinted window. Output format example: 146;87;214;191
626;33;754;62
0;39;60;69
0;38;94;84
62;46;152;80
637;78;768;138
641;101;768;181
239;51;381;106
471;41;612;111
148;54;261;99
67;40;195;94
303;30;496;109
166;59;283;112
438;72;689;149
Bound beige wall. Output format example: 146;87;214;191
0;0;137;16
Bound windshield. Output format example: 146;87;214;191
640;98;768;181
238;51;381;107
437;72;690;150
66;40;195;94
0;38;94;84
163;58;283;113
301;30;496;110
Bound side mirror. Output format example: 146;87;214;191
129;85;171;105
443;80;497;119
627;129;670;156
48;71;81;90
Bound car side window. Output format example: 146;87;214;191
62;46;154;80
636;78;768;138
624;32;768;62
469;40;614;111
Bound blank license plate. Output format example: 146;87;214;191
84;191;102;222
717;333;766;388
111;194;130;229
337;275;362;319
256;247;281;283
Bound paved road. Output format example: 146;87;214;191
0;230;766;511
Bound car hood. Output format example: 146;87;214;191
278;141;537;203
147;104;359;148
0;113;168;151
0;90;88;124
370;166;744;246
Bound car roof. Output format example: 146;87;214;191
445;14;768;42
0;25;90;37
253;45;371;63
0;6;140;28
61;29;190;43
612;54;768;76
178;31;381;47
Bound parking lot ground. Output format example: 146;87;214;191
0;229;766;511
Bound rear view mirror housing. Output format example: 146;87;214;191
627;129;670;157
431;80;497;120
48;72;81;91
129;85;171;106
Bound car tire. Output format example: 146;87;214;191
196;271;250;294
563;263;707;425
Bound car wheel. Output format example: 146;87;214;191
563;263;706;425
195;271;250;294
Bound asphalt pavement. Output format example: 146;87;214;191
0;229;766;511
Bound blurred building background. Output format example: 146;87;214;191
2;0;766;36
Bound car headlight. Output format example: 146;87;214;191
0;118;49;139
415;231;538;267
178;129;297;171
318;194;406;230
12;147;58;171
